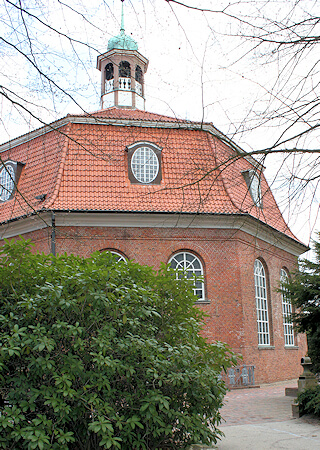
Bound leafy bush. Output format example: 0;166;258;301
0;238;235;449
297;386;320;417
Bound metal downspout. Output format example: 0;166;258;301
51;211;56;256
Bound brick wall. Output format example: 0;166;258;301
1;225;307;383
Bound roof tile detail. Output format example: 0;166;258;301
0;108;298;243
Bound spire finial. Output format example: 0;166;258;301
120;0;125;34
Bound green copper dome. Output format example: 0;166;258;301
107;2;138;52
107;30;138;51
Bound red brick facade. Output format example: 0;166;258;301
3;221;307;384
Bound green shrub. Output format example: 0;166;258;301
0;238;235;449
297;386;320;417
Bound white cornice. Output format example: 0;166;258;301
0;115;263;170
0;212;51;239
0;211;307;256
97;49;149;70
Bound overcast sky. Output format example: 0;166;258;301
1;0;319;254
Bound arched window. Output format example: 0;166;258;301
105;63;114;93
280;269;294;346
135;65;143;95
119;61;131;78
169;251;205;301
105;63;114;81
135;65;143;83
254;259;270;345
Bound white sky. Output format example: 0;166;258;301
0;0;319;256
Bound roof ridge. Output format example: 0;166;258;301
206;133;246;214
45;122;71;209
79;107;194;123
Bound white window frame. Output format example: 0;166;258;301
254;259;270;346
169;251;205;301
280;269;295;347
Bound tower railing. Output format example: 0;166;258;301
119;77;131;90
104;77;143;95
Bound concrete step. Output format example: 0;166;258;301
285;387;298;397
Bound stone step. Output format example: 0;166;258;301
285;387;298;397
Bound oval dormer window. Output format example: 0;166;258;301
131;147;159;183
242;169;262;208
0;164;15;202
250;172;262;207
127;142;162;185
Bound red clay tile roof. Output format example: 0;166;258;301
0;108;300;243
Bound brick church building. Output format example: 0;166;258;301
0;16;308;383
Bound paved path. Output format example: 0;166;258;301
192;380;320;449
220;381;297;426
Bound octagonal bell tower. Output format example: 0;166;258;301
97;1;148;110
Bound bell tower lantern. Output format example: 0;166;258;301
97;1;148;110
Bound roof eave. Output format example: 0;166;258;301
0;209;308;256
